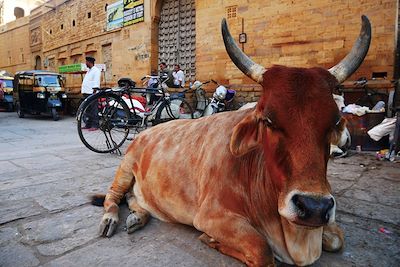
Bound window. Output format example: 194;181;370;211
72;20;76;26
35;75;61;87
61;24;63;30
226;6;237;19
49;29;52;34
87;12;91;18
21;54;24;63
3;80;13;87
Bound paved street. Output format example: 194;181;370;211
0;111;399;267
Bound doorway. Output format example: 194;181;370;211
158;0;196;81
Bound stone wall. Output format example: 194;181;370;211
38;0;153;94
195;0;397;100
0;17;31;74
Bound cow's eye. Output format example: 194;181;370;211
264;117;273;128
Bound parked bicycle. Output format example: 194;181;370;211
353;77;388;109
76;75;193;154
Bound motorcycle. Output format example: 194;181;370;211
190;79;236;117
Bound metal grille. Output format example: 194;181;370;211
226;6;237;19
158;0;196;81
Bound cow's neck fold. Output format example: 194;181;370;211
241;149;324;265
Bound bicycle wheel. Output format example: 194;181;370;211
154;97;194;124
77;93;130;153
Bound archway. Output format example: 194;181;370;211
34;55;42;70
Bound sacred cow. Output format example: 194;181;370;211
92;16;371;266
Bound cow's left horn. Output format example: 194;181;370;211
329;15;372;84
222;18;266;83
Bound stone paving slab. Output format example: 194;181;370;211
0;112;399;267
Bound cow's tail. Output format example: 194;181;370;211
91;194;106;206
91;147;139;209
90;194;127;206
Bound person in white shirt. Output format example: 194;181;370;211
81;56;101;130
172;64;185;88
81;57;101;95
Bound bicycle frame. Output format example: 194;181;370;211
89;76;178;128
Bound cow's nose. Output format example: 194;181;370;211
292;194;335;226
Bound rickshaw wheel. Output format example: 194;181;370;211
16;103;24;118
51;108;60;121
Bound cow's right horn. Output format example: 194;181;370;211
222;18;266;83
329;15;372;84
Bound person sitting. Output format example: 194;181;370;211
147;69;159;88
159;62;174;88
172;64;185;88
146;69;160;105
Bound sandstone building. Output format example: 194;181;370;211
0;0;398;103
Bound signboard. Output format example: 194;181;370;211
59;63;83;73
59;64;106;74
123;0;144;26
107;0;124;31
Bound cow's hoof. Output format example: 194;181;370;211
126;212;145;234
99;212;119;237
322;230;343;252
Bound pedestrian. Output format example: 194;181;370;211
159;62;174;88
81;56;101;130
172;64;185;88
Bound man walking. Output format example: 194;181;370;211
81;56;101;130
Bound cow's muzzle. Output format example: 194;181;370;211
291;194;335;227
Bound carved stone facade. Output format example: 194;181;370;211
0;0;397;101
30;27;41;46
158;0;196;80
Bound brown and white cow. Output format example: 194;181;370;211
93;16;371;266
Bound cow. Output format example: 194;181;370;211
92;16;371;266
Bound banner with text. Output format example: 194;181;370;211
123;0;144;26
107;0;124;31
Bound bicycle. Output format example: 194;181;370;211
353;77;388;109
76;75;194;154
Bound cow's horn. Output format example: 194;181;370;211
329;15;371;84
222;18;266;83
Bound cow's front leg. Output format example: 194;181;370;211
125;190;150;234
194;210;274;267
99;162;135;237
322;223;344;252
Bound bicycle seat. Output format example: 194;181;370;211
118;78;136;88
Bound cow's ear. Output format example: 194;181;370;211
230;113;263;157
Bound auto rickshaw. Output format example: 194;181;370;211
13;70;67;120
0;74;14;111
